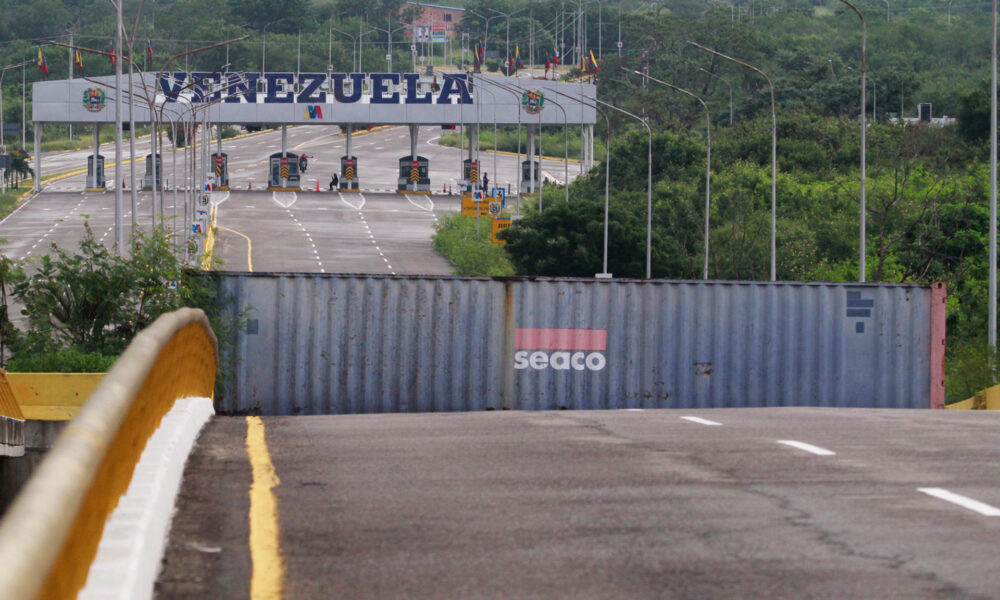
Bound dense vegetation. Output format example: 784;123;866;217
0;0;997;399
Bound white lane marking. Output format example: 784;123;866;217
918;488;1000;516
681;416;722;426
338;192;365;211
777;440;836;456
404;194;434;212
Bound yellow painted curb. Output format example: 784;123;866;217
202;204;219;270
247;416;284;600
947;384;1000;409
5;373;104;421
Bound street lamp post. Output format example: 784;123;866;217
838;0;867;282
487;7;528;73
550;87;611;276
589;96;652;278
689;40;777;281
331;25;360;72
482;77;570;205
631;69;712;280
696;65;733;125
990;0;997;358
261;18;290;89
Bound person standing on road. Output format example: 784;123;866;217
481;172;489;194
329;173;339;191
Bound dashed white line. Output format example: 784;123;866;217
918;488;1000;516
681;416;722;426
777;440;836;456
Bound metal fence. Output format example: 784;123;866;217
211;273;945;415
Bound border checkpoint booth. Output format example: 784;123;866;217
268;152;301;191
397;155;430;192
28;73;597;196
211;152;230;190
141;154;162;191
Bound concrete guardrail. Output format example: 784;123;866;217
0;308;217;600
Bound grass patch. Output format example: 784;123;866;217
438;126;604;161
433;212;515;276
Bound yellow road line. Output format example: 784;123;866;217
217;225;254;272
246;416;284;600
201;205;218;270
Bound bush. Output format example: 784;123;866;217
6;348;117;373
432;213;515;276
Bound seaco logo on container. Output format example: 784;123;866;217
513;328;607;372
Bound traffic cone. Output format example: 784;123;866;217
316;179;320;192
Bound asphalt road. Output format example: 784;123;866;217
5;124;579;273
157;408;1000;599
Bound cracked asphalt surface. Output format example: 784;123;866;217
157;408;1000;599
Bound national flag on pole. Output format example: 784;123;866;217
515;45;523;69
588;50;599;73
37;48;49;75
74;50;84;73
146;39;154;65
479;43;485;63
544;58;550;77
553;48;560;66
507;52;514;74
107;40;116;66
473;42;481;68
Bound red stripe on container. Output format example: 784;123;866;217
515;328;607;351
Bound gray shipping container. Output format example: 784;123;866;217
211;273;946;415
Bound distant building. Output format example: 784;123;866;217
890;102;956;127
405;2;465;43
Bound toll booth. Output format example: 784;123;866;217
340;155;359;191
462;158;480;191
86;154;106;189
268;152;301;190
397;155;430;192
520;159;540;195
142;154;162;191
211;152;230;190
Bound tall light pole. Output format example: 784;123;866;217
990;0;997;358
367;18;404;72
696;65;733;125
838;0;867;282
467;10;502;65
483;77;571;204
690;41;777;281
261;18;289;86
550;87;610;276
486;6;528;72
331;26;358;72
113;0;124;252
632;69;712;280
589;96;653;278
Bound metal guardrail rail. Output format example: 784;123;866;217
0;308;217;600
0;371;25;457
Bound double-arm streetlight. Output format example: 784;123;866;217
587;95;652;279
330;26;357;72
838;0;867;283
486;6;529;71
367;17;406;72
549;87;612;277
467;10;503;65
630;69;712;280
689;40;777;281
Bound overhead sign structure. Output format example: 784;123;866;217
33;72;597;127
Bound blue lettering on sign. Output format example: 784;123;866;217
331;73;364;103
370;73;401;104
403;73;433;104
224;73;257;103
265;73;295;103
297;73;326;103
158;72;474;105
